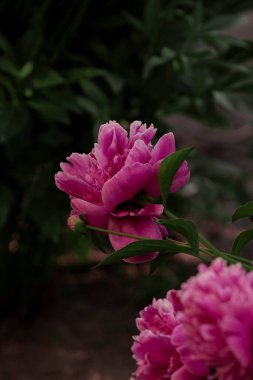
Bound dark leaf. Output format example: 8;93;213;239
231;229;253;256
143;47;175;79
0;105;29;143
96;239;191;267
158;147;193;209
232;201;253;222
32;70;64;89
28;100;70;124
159;218;199;254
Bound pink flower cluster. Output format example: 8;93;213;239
131;259;253;380
55;121;189;263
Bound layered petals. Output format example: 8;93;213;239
172;258;253;380
98;121;128;156
131;291;201;380
129;121;156;147
102;163;152;211
55;171;95;199
125;140;151;166
71;198;109;228
151;133;175;164
132;330;180;380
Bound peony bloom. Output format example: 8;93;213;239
172;258;253;380
55;121;189;263
131;291;201;380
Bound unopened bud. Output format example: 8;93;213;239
67;215;87;233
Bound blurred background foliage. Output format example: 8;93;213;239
1;0;253;314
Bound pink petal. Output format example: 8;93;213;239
125;140;151;166
108;215;162;263
137;204;164;216
111;204;164;218
98;121;128;157
222;315;251;367
151;132;175;163
102;163;152;211
171;366;202;380
145;160;190;197
71;198;109;228
129;121;157;147
170;161;190;193
60;162;75;175
55;171;94;198
66;152;91;179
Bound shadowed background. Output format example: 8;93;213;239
1;1;253;379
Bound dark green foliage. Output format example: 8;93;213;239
158;147;193;208
232;201;253;222
96;239;192;267
159;218;199;255
231;229;253;256
1;0;253;313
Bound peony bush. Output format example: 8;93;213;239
55;120;253;379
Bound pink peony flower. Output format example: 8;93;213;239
131;291;201;380
172;258;253;380
55;121;189;263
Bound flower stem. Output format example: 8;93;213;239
85;216;253;270
86;225;151;241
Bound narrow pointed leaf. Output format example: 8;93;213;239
231;229;253;256
158;147;193;209
95;239;191;267
159;218;199;255
232;201;253;222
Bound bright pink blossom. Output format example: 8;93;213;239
55;121;189;263
172;258;253;380
131;291;201;380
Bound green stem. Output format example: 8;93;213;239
86;217;253;270
86;225;151;241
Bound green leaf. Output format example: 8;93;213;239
0;58;19;77
0;185;13;227
102;72;124;94
18;62;34;79
0;105;29;143
96;239;191;267
0;59;32;80
28;100;70;124
158;147;193;209
232;201;253;222
159;218;199;254
143;47;175;79
231;229;253;256
64;67;104;82
45;90;82;114
76;97;99;117
0;34;14;56
32;70;64;89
